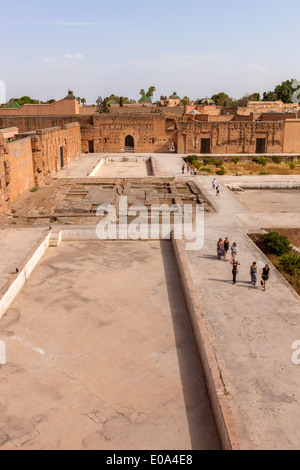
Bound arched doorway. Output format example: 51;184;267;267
125;135;135;153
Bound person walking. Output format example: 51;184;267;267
261;264;270;291
224;237;230;259
231;242;238;262
231;259;240;285
212;178;216;190
250;262;258;286
216;184;220;197
182;164;185;174
217;238;226;260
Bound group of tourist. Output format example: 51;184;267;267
182;164;197;176
212;178;220;197
217;238;271;290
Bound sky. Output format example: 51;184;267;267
1;0;300;104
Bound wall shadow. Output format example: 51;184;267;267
160;240;221;450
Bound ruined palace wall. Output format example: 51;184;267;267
0;135;10;213
0;115;90;134
283;119;300;153
1;114;295;155
6;138;35;203
30;122;81;186
0;135;35;211
184;121;285;154
81;114;180;154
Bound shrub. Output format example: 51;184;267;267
216;167;226;176
290;162;296;170
231;157;240;164
259;171;270;175
202;157;213;166
262;232;292;256
199;167;211;173
30;187;39;193
212;158;223;168
279;253;300;276
259;157;268;166
272;156;282;164
252;156;268;166
186;155;199;164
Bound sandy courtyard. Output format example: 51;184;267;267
235;189;300;213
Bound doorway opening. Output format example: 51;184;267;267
201;138;211;154
256;138;266;154
125;135;135;153
60;146;64;168
88;141;94;153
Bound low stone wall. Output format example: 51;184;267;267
227;182;300;191
0;232;51;320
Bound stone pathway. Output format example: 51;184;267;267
184;175;300;449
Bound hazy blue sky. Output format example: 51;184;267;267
1;0;300;103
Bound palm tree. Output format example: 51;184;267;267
181;96;190;116
146;86;156;102
140;89;145;97
81;98;86;106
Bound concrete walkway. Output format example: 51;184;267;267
185;175;300;449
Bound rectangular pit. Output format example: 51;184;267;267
0;240;220;450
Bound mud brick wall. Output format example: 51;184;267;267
182;121;285;154
0;116;91;134
80;114;180;154
0;135;10;213
30;123;81;186
5;138;35;203
1;113;299;154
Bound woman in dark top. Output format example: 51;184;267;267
224;237;230;259
231;260;240;285
261;264;270;291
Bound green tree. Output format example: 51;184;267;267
211;92;231;106
181;96;190;115
275;79;295;103
146;86;156;102
263;78;300;103
140;89;145;97
81;98;86;106
263;91;278;101
248;92;260;101
96;96;109;113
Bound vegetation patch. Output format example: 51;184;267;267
250;231;300;295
